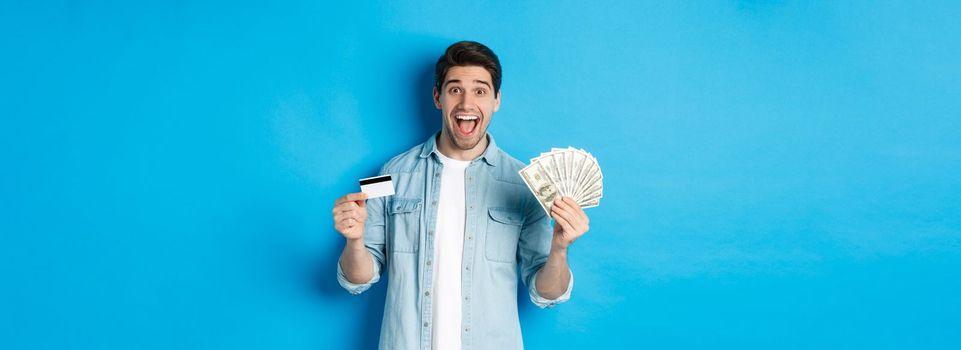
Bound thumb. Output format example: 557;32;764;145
356;193;368;207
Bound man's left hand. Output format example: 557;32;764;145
550;196;590;250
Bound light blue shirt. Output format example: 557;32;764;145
338;133;573;350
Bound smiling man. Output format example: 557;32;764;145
332;41;591;350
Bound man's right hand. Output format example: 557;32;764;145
333;192;368;241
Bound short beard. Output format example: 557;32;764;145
450;133;483;151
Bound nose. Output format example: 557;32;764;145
458;92;475;109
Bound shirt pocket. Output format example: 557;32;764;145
485;207;523;263
387;197;421;253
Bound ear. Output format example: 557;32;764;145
493;90;501;113
432;87;442;109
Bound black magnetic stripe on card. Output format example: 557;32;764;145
359;175;392;186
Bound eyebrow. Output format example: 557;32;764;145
445;79;492;89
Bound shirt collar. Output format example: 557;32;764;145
419;132;498;167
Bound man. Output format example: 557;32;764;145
332;41;591;350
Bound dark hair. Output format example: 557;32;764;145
434;41;502;96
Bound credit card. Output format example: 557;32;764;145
359;175;394;199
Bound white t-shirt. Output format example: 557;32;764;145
432;151;470;350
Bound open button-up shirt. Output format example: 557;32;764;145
337;133;573;349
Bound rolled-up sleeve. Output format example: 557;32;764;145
337;252;382;294
336;179;388;295
528;268;573;308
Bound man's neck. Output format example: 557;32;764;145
436;131;489;161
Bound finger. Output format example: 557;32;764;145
551;200;571;216
563;196;583;213
336;192;367;204
559;197;585;216
554;204;587;234
552;202;580;227
335;192;367;205
551;199;566;214
559;197;588;225
336;212;359;224
551;203;574;224
552;199;570;215
335;208;358;218
555;197;581;218
333;205;354;216
332;203;355;216
344;201;359;211
340;218;353;230
552;210;577;234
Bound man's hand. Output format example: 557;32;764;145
334;192;374;285
333;192;368;241
550;196;589;250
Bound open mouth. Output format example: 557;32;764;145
453;114;480;136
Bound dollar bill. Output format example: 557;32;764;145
519;146;603;213
519;162;560;215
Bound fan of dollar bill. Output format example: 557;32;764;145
518;147;603;215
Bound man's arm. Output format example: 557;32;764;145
535;196;588;299
340;237;374;284
534;246;571;299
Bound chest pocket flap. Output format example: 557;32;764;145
486;207;523;262
387;197;422;253
388;197;422;215
488;207;523;225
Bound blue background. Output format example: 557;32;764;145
2;1;960;349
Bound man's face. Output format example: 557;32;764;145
434;65;501;151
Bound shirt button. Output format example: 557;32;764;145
424;322;429;327
464;327;470;332
425;291;430;296
426;260;432;266
432;200;437;206
464;296;470;301
465;266;470;271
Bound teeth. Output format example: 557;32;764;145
455;115;479;121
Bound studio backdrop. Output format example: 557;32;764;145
1;1;959;349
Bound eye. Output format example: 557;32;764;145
475;89;487;95
449;87;461;94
